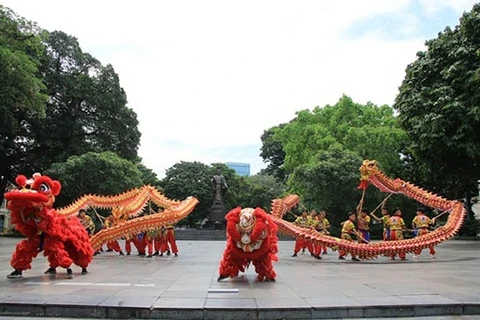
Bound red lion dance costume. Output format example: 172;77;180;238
5;174;93;279
218;207;278;282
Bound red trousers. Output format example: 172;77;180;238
414;228;436;255
107;240;121;252
163;229;178;254
294;239;313;254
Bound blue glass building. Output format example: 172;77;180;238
225;162;251;176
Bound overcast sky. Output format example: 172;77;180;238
2;0;478;178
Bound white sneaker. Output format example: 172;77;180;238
412;254;418;259
430;254;436;259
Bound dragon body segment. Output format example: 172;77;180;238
5;175;199;274
271;160;466;259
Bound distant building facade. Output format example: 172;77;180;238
0;199;10;234
225;162;250;176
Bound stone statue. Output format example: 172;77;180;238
212;167;228;206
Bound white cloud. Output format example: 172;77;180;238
420;0;477;16
1;0;474;178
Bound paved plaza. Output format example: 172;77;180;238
0;236;479;319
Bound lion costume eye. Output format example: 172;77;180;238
38;183;50;193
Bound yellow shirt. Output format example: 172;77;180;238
387;216;405;230
295;216;313;228
412;214;433;228
341;220;356;234
358;215;370;230
381;215;390;231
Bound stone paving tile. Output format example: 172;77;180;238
41;294;108;305
396;294;463;305
152;297;205;308
99;295;158;308
306;296;361;307
255;297;310;308
204;298;257;308
351;295;410;306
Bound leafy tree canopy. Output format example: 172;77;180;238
394;3;480;200
0;5;48;199
260;124;287;182
161;161;213;226
27;31;141;171
44;151;144;208
275;95;407;179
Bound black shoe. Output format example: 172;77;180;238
119;251;125;256
159;253;163;257
7;270;23;279
106;249;113;252
93;251;100;256
138;253;145;256
314;255;322;260
338;256;345;260
126;252;131;256
67;268;73;279
310;253;314;256
351;257;360;262
153;251;159;256
81;268;88;275
146;254;153;258
217;275;228;281
174;253;178;257
264;278;276;282
44;267;56;275
322;252;328;255
291;253;297;257
167;250;171;256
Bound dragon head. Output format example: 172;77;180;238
359;160;378;180
5;173;61;211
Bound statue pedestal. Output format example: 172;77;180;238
209;204;226;229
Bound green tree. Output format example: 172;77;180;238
260;124;287;182
0;6;48;201
394;3;480;205
276;95;407;179
26;31;141;172
242;174;287;211
44;151;144;208
289;148;363;235
161;161;213;227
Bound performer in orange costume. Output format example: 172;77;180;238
218;207;278;282
318;211;330;255
104;216;125;256
357;208;371;243
145;230;156;258
153;227;166;256
338;211;360;261
412;208;437;258
291;211;314;257
386;208;407;260
162;224;178;256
